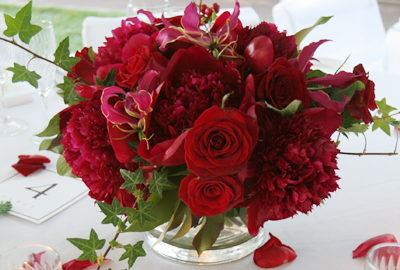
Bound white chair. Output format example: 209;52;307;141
272;0;386;70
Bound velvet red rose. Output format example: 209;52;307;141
257;57;310;109
184;106;258;179
178;173;244;217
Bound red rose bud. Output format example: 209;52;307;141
352;234;398;258
253;233;297;268
12;155;51;176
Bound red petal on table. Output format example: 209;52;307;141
253;233;297;268
17;155;51;164
352;234;398;258
62;259;111;270
12;163;45;177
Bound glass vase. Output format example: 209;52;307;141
144;216;264;264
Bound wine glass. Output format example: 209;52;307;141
26;20;57;144
365;243;400;270
126;0;171;18
0;28;29;137
0;244;62;270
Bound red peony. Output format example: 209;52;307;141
59;95;137;207
246;108;340;236
184;106;258;179
178;173;244;217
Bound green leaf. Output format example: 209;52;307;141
266;99;303;117
170;207;192;241
125;189;179;232
57;76;84;104
340;123;369;134
127;199;158;228
120;168;146;193
306;69;326;80
56;155;77;177
97;197;126;226
0;201;12;214
54;37;80;72
372;116;395;136
95;68;116;87
376;98;397;117
3;1;42;44
39;135;63;154
295;16;332;46
6;63;41;88
67;229;106;264
192;214;224;255
148;170;176;198
127;141;139;152
119;241;146;268
388;121;400;128
109;240;123;248
37;113;60;137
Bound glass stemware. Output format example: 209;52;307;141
0;244;62;270
365;243;400;270
126;0;171;18
0;29;29;137
26;20;57;144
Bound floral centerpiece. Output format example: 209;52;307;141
1;0;399;269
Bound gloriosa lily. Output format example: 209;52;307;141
156;1;242;60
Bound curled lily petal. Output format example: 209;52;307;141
101;86;137;126
253;233;297;268
291;39;329;72
138;9;156;24
107;121;138;163
309;90;350;113
353;234;398;258
307;71;362;88
181;2;200;33
126;90;153;116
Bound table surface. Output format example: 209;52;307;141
0;67;400;269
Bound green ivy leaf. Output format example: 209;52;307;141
119;241;146;268
97;197;126;226
192;214;224;255
148;170;176;198
3;1;42;44
67;229;106;264
37;113;60;137
120;168;146;193
0;201;12;214
54;37;80;72
127;200;158;228
109;240;123;248
376;98;397;117
372;116;395;136
57;76;84;104
56;155;76;177
339;123;369;134
295;16;332;46
6;63;41;88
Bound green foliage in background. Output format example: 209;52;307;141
0;4;124;53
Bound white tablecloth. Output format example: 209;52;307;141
1;69;400;269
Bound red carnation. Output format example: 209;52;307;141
246;109;340;236
59;95;137;207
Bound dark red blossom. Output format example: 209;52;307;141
59;95;137;206
246;108;340;236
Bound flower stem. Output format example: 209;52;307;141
0;37;91;85
339;152;398;156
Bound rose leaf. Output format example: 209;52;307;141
192;214;224;256
56;155;77;178
67;229;106;264
119;241;146;268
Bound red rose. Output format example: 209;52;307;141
115;46;168;90
346;64;377;124
185;106;258;179
257;57;310;109
178;173;244;217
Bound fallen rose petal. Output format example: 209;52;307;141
17;155;51;164
12;163;46;177
352;234;398;258
254;233;297;268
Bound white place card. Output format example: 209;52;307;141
0;169;88;224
